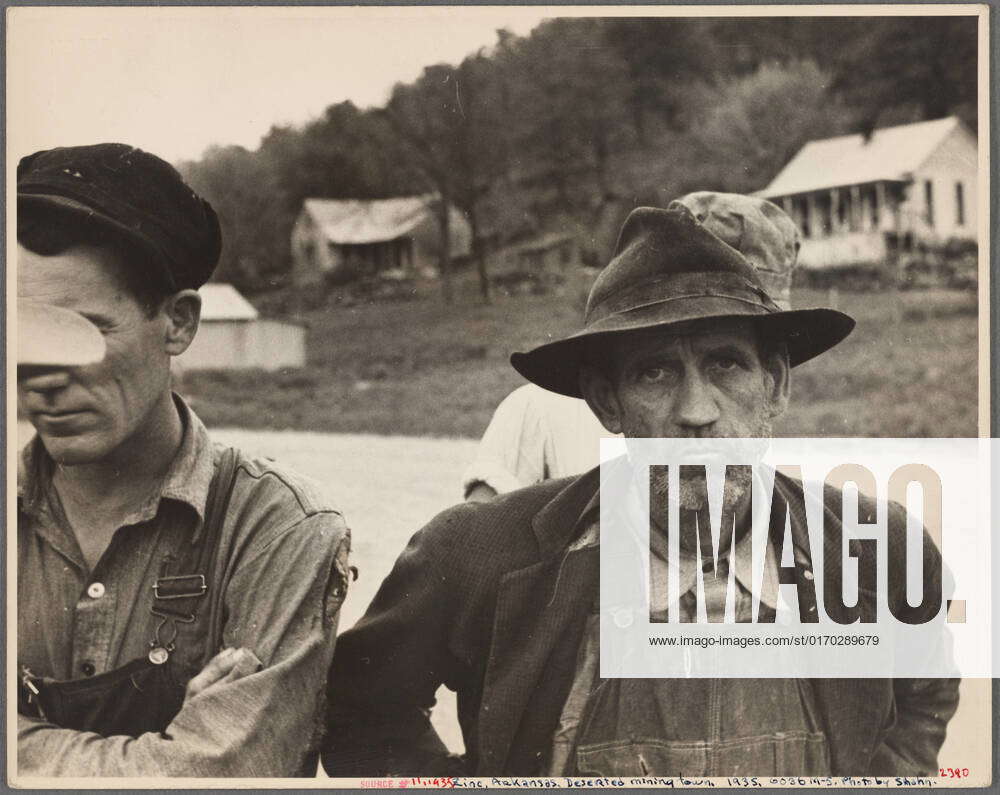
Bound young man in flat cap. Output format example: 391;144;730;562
16;144;351;777
323;193;958;778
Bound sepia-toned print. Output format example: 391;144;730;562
7;5;990;788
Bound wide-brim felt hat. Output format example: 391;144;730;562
510;204;855;398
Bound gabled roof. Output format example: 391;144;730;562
301;195;437;245
199;283;258;321
759;117;968;198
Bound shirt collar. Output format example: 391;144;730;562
17;393;217;544
657;518;782;611
572;459;784;610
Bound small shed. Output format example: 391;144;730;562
177;283;306;371
759;116;977;269
290;195;471;288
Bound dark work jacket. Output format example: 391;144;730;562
323;466;959;777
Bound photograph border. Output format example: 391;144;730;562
3;1;995;791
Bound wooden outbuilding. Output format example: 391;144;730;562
176;283;306;371
290;195;471;287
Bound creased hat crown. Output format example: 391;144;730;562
584;205;777;328
671;191;799;309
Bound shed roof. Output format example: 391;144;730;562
759;117;966;198
199;283;259;321
302;195;437;245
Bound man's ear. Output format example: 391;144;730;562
763;347;791;419
162;289;202;356
579;365;624;435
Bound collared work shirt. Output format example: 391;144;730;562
17;396;351;778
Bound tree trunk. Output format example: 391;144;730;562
437;200;453;304
469;209;491;304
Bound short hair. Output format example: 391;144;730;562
17;205;170;317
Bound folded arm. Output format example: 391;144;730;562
18;512;350;778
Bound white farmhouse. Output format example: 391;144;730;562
758;117;977;269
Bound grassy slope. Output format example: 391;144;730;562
183;276;980;439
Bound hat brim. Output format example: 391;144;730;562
18;301;106;367
510;306;855;398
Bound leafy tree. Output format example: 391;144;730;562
180;145;286;291
825;17;978;131
603;18;721;141
506;18;634;211
684;60;861;196
383;53;509;303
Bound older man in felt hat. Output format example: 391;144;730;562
16;144;351;777
322;193;958;778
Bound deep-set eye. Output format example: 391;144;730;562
711;355;740;371
638;367;666;384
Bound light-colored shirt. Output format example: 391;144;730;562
463;384;618;496
17;395;351;777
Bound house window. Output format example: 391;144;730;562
924;180;934;227
955;182;965;226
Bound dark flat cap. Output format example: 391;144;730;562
17;143;221;291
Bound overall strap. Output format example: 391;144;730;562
149;448;241;660
200;447;241;658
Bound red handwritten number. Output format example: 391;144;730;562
939;768;970;778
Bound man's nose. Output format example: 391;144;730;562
18;368;72;394
672;371;720;431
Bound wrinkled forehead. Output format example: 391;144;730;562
17;242;130;303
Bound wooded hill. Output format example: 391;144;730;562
178;16;977;301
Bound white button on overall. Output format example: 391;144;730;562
87;582;106;599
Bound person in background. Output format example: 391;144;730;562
16;144;351;777
462;383;616;502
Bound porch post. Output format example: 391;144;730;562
875;182;886;231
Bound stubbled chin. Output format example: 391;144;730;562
650;471;751;513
